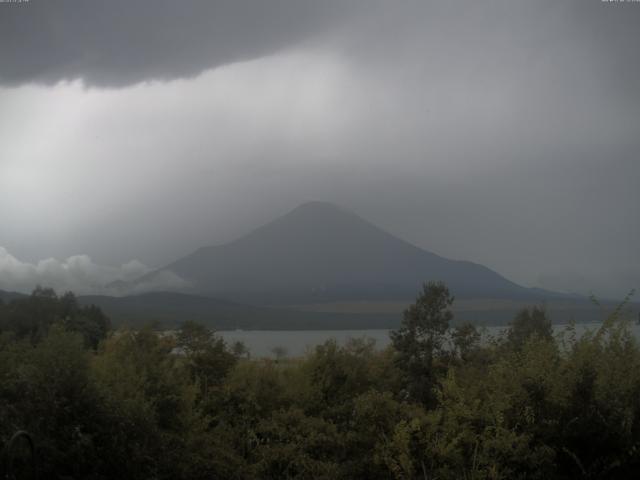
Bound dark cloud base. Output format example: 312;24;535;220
0;0;358;87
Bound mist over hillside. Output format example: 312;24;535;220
133;202;565;304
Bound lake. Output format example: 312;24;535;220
218;322;640;358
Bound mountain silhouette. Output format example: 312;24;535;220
136;201;557;304
0;289;27;303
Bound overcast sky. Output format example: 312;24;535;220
0;0;638;298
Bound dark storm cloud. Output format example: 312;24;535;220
0;0;358;86
2;0;640;89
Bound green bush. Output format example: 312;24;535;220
1;286;639;479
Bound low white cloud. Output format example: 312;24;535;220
0;246;189;296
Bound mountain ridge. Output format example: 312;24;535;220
134;201;567;304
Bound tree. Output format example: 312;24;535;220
231;340;250;359
271;346;288;362
91;327;211;479
60;297;111;349
451;322;480;361
176;321;237;393
391;281;454;404
507;306;553;349
0;288;110;348
307;339;377;412
0;326;106;478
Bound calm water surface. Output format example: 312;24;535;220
219;322;640;358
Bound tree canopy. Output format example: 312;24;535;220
1;285;639;479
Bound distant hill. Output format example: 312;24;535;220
0;289;27;303
134;201;568;304
2;289;627;331
77;291;398;330
76;291;624;330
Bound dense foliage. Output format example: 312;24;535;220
1;284;639;479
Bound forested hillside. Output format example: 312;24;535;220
1;285;639;479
